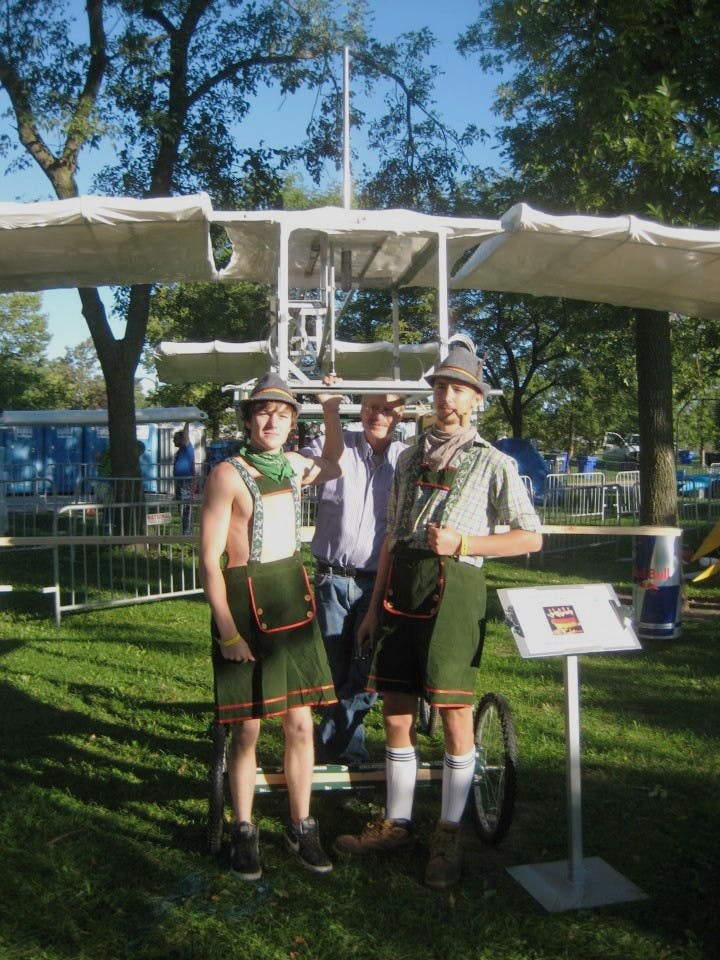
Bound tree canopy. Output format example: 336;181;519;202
457;0;720;522
0;0;477;476
0;294;52;411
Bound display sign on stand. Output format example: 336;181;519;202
498;583;648;912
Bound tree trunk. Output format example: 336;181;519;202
635;310;678;525
79;285;151;489
510;387;523;437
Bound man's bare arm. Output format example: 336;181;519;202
290;393;344;485
199;463;256;662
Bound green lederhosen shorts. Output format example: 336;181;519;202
367;548;486;707
212;555;337;723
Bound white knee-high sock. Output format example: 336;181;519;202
385;745;418;822
440;748;476;824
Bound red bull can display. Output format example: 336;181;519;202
632;533;682;640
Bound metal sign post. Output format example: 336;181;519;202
499;583;649;911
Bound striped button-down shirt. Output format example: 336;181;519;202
303;429;407;572
387;434;541;568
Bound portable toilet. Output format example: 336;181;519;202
136;421;158;492
4;425;46;494
83;424;110;473
46;424;84;494
156;424;175;495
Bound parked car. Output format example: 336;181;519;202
601;431;640;462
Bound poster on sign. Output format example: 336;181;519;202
497;583;640;659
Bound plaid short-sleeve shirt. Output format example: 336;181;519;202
387;434;541;568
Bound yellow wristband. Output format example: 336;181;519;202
220;632;242;648
459;533;469;557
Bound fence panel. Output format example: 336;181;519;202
540;472;616;555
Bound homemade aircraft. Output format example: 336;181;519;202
2;193;720;403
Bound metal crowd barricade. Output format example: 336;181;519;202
40;498;202;624
672;464;720;526
540;471;611;555
0;476;56;537
613;470;641;520
541;471;607;520
518;474;535;502
599;470;641;543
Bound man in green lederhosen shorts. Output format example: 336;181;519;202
334;339;543;889
200;372;343;881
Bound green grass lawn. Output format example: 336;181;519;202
0;545;718;960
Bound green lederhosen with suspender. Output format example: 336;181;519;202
367;461;487;708
212;459;336;723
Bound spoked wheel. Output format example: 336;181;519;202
208;721;228;856
417;697;441;737
470;692;517;844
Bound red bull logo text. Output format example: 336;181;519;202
632;534;682;640
632;565;671;586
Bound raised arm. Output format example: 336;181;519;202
289;392;344;486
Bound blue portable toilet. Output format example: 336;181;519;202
207;439;239;471
136;422;158;491
83;422;157;492
46;424;84;494
83;424;110;473
4;425;45;494
492;437;549;505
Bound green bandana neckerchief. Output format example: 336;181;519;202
239;444;295;483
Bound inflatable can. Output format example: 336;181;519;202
632;533;682;640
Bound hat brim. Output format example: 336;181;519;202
425;370;491;396
240;393;301;418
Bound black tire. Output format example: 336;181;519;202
417;697;441;737
208;721;228;856
469;692;517;845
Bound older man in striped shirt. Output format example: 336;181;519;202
302;391;406;764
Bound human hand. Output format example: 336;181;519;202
316;373;343;406
356;610;376;653
219;633;256;663
427;522;462;557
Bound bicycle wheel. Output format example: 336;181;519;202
207;721;228;856
417;697;441;737
470;692;517;844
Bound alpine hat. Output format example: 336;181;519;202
425;337;491;396
240;372;301;418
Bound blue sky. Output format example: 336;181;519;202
0;0;503;359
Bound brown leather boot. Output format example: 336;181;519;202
424;820;463;889
333;818;413;856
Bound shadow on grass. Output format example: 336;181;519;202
0;584;718;959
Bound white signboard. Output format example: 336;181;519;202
497;583;640;659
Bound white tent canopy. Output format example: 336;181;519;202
3;192;719;313
454;203;720;319
154;341;273;386
155;338;442;386
2;193;720;388
0;194;217;290
217;206;500;289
